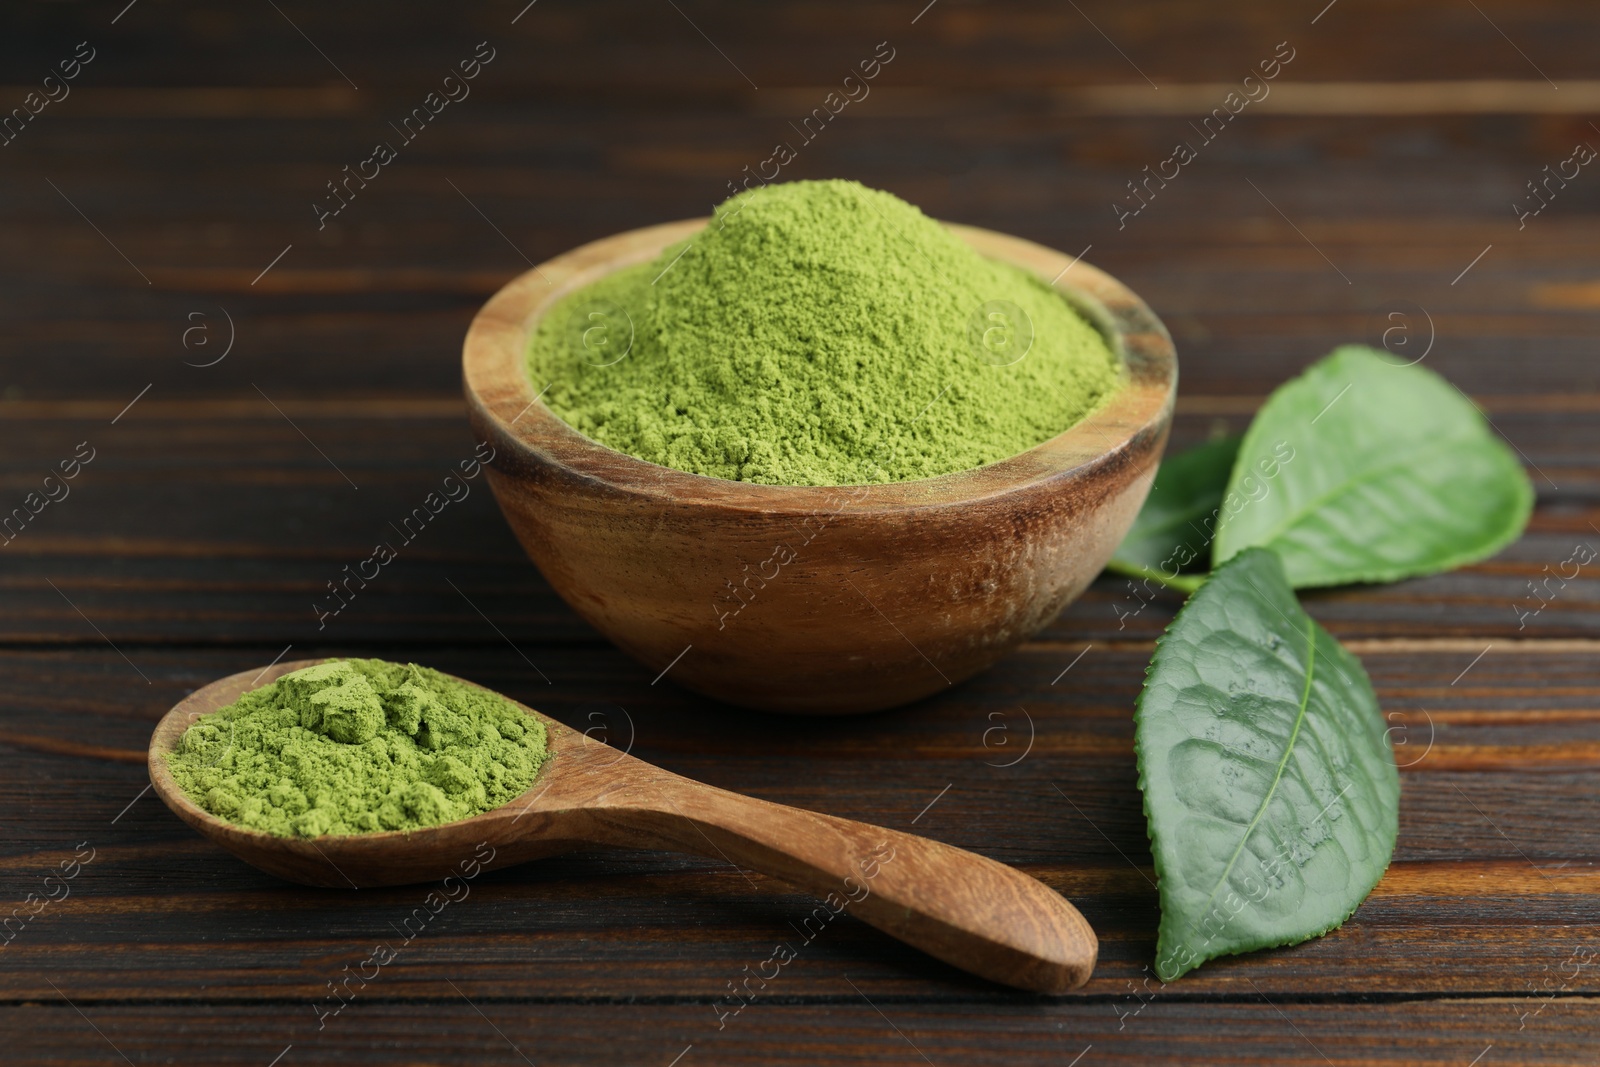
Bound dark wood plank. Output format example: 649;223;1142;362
2;645;1596;1001
0;410;1593;645
6;145;1600;390
3;107;1600;401
0;1000;1587;1067
6;0;1599;90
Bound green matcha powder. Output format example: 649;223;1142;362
168;659;549;838
529;179;1121;486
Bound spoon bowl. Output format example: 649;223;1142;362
150;661;1099;993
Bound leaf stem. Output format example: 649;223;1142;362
1103;560;1208;596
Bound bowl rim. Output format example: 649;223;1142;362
462;218;1176;513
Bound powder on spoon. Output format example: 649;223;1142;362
166;659;549;838
528;179;1121;486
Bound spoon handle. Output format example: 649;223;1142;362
580;774;1097;993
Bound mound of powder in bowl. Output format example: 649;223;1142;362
165;659;549;838
527;179;1121;486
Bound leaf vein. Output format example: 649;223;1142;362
1246;432;1475;554
1186;611;1318;944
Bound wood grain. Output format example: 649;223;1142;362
3;1001;1591;1067
3;0;1599;1061
4;646;1597;1003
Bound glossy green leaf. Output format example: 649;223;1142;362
1135;547;1398;981
1109;436;1240;577
1212;345;1533;587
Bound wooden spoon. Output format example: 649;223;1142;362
149;660;1097;993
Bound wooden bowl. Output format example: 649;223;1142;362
462;220;1175;713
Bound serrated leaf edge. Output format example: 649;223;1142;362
1135;548;1399;980
1213;348;1535;587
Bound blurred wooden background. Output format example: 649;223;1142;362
1;1;1597;1063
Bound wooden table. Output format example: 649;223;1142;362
3;1;1596;1063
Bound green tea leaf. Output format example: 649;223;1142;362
1136;547;1398;981
1110;436;1240;575
1212;345;1533;587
